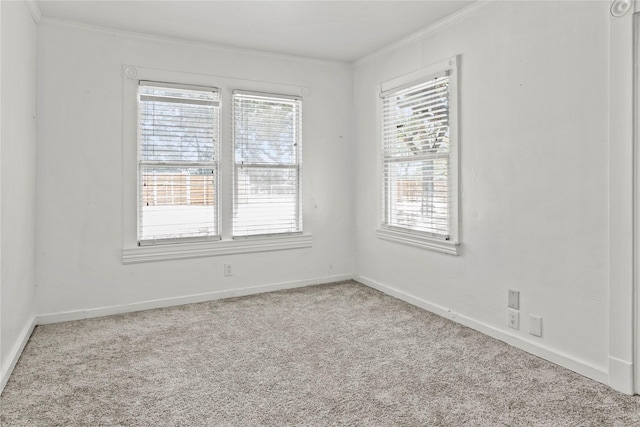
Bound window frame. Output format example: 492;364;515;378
231;90;303;238
121;65;311;264
375;56;460;255
137;80;222;245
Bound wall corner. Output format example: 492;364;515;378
23;0;41;24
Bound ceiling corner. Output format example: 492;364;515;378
24;0;42;24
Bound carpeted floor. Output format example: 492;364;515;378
1;281;639;426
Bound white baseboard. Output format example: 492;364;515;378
7;274;618;397
608;356;634;394
36;274;354;325
1;315;36;395
354;274;609;386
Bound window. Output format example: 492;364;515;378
233;91;302;237
124;67;312;262
138;82;220;244
377;57;459;254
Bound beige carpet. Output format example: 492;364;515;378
1;280;639;426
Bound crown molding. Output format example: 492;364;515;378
353;0;496;67
30;1;495;69
38;16;351;69
24;0;42;24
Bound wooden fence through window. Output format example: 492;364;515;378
142;173;215;206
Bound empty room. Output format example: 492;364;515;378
1;0;639;424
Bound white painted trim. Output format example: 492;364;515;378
123;234;313;264
609;5;637;395
635;8;640;396
379;57;454;94
353;0;495;67
376;228;458;255
38;17;350;69
36;274;353;325
0;316;36;395
23;0;41;24
354;274;609;386
610;356;635;394
611;0;635;17
0;0;3;390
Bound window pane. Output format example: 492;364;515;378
234;166;299;237
382;78;449;158
139;85;219;163
385;159;449;234
234;94;299;165
140;166;218;241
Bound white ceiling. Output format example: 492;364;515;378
36;1;474;62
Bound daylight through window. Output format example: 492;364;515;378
381;72;452;239
138;82;220;244
233;91;302;237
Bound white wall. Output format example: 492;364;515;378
0;0;37;383
35;21;354;316
353;1;611;377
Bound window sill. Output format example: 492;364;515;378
376;228;459;255
122;234;312;264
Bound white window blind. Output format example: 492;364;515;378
138;82;220;244
232;91;302;237
381;72;451;238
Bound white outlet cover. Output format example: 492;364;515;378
508;308;519;330
530;315;542;337
508;290;520;310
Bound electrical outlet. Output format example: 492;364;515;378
508;289;520;309
508;308;519;330
530;315;542;337
224;263;232;277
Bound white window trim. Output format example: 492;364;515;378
123;233;312;264
375;56;460;255
376;227;458;255
231;90;303;238
122;65;311;263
